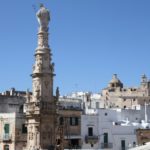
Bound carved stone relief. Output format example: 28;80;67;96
42;54;49;69
38;33;49;48
49;63;54;73
37;63;42;72
33;80;41;101
38;35;43;47
36;55;42;62
35;55;43;73
43;36;48;47
44;54;48;60
35;88;40;101
35;126;39;146
29;132;34;140
28;125;33;140
44;81;49;88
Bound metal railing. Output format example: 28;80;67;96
85;135;99;140
64;145;81;149
85;135;99;143
101;143;113;149
120;147;126;150
2;134;12;141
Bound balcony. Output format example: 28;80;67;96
120;148;126;150
101;143;113;149
3;134;12;142
64;145;81;149
85;135;99;143
64;134;81;139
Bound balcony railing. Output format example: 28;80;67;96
120;147;126;150
101;143;113;149
85;135;99;143
64;145;81;149
3;134;12;142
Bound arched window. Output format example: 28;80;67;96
4;145;9;150
111;83;114;87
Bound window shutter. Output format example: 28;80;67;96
75;117;78;125
70;117;72;125
4;124;9;134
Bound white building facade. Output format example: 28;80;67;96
81;108;150;150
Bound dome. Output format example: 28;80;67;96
110;74;121;83
109;74;123;88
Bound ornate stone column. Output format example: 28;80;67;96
25;4;57;150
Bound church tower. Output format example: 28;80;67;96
25;4;57;150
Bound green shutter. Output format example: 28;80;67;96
4;124;9;134
121;140;125;148
22;124;27;133
104;133;108;143
4;145;9;150
75;117;78;125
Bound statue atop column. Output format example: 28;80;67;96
36;4;50;31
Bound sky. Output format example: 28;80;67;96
0;0;150;95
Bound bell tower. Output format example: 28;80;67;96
25;4;57;150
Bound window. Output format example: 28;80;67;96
56;139;61;145
96;102;99;109
59;117;64;125
105;113;108;116
70;139;79;148
4;124;9;134
88;127;93;136
22;124;27;134
4;145;9;150
70;117;78;126
19;105;23;113
86;95;90;102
